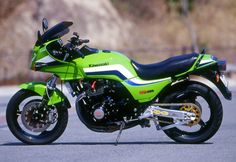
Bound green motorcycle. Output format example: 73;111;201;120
6;18;231;144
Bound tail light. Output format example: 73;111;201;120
217;60;226;72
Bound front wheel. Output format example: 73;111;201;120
160;83;223;144
6;89;68;144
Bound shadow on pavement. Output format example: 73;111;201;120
1;141;213;146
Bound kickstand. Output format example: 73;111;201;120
115;121;125;146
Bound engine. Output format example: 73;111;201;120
75;79;141;128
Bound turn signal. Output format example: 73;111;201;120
216;73;220;82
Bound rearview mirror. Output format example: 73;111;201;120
42;18;48;32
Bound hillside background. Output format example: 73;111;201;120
0;0;235;84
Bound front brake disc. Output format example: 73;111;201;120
21;100;50;132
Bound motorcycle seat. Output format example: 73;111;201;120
131;53;198;80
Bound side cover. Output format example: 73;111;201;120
20;82;71;107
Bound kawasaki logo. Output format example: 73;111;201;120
89;62;109;67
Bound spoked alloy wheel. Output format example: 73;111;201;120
6;89;68;144
160;83;223;144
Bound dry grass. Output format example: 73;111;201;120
113;0;236;63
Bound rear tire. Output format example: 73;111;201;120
6;89;68;145
160;83;223;144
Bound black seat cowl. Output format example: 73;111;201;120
131;53;199;80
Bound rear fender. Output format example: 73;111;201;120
19;82;71;108
189;74;232;100
158;75;231;102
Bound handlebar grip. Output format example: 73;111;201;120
80;39;89;44
83;39;89;43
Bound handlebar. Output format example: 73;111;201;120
70;32;89;46
62;43;85;60
59;33;89;60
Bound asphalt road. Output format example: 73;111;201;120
0;86;236;162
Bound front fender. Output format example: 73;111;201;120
19;82;71;107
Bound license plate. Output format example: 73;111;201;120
220;75;228;87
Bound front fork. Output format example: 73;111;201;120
39;75;58;108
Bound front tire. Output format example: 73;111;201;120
160;83;223;144
6;89;68;145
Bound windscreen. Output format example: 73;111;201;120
41;21;73;43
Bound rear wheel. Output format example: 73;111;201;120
6;89;68;144
160;83;223;143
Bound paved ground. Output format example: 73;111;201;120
0;85;236;162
